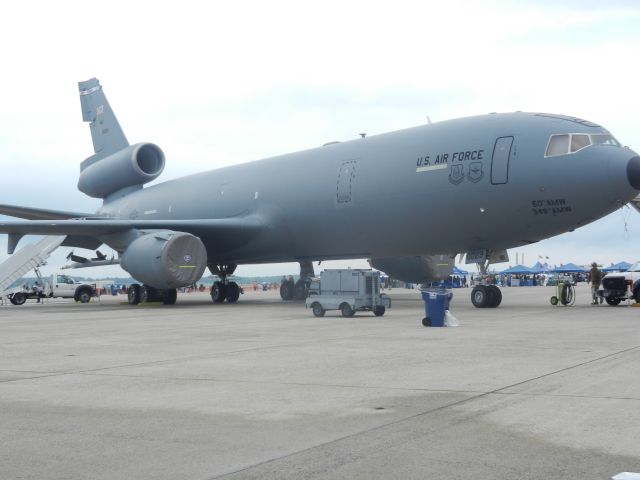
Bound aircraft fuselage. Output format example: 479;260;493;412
97;112;640;265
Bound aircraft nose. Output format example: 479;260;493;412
627;156;640;190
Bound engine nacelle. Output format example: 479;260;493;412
120;231;207;289
369;254;455;284
78;143;165;198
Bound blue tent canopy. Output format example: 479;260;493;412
553;263;587;273
602;261;631;272
500;265;535;274
452;266;469;275
530;261;551;273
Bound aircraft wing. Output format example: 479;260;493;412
0;217;263;235
0;217;265;253
0;203;95;220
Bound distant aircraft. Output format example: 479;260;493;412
0;78;638;307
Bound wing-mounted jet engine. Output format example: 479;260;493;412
120;231;208;305
369;254;455;285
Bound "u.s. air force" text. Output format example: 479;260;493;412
416;149;484;167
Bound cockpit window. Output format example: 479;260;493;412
545;133;620;157
546;135;569;157
570;134;591;153
591;134;620;147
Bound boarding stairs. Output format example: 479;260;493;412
0;235;66;301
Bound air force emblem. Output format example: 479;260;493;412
467;162;484;183
448;164;464;185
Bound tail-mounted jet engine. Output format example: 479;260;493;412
120;231;207;290
78;143;165;198
369;254;455;284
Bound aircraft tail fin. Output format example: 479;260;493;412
78;78;129;169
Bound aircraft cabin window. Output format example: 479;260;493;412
545;134;569;157
570;134;591;153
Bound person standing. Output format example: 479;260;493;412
590;262;602;305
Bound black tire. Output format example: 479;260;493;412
127;284;141;305
163;289;178;305
211;281;227;303
633;284;640;303
293;280;308;300
422;317;431;327
560;284;573;306
487;285;502;308
373;305;386;316
11;292;26;306
225;282;241;303
75;288;92;304
550;296;558;306
311;302;325;317
280;281;294;301
340;302;355;317
605;297;621;306
471;285;488;308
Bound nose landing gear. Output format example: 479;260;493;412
470;254;502;308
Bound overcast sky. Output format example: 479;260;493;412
1;0;639;278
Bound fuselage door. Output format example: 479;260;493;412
491;136;514;185
337;160;357;204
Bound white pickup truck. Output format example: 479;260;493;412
599;262;640;306
7;274;96;305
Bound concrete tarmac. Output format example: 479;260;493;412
1;284;639;479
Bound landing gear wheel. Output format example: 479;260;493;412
11;292;26;306
311;302;325;317
605;297;621;306
487;285;502;308
225;282;241;303
550;296;559;306
340;303;355;317
163;289;177;305
211;281;227;303
471;285;488;308
422;317;431;327
128;284;141;305
280;281;294;301
293;279;308;300
373;305;386;316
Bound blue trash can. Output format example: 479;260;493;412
420;289;451;327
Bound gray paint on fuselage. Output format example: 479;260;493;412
95;112;638;265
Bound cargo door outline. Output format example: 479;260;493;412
337;160;357;204
491;136;513;185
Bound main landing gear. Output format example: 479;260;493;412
470;284;502;308
127;284;177;305
280;260;315;301
470;254;502;308
209;264;242;304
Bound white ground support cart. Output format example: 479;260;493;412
305;269;391;317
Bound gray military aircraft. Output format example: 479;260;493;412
0;78;639;307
